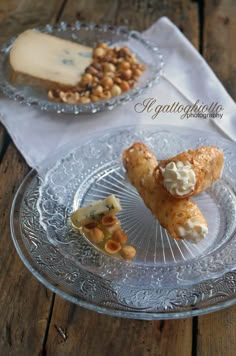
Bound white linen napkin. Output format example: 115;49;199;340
0;17;235;169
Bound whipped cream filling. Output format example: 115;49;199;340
161;161;196;196
177;217;208;243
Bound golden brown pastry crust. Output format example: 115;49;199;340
122;142;207;240
154;146;224;199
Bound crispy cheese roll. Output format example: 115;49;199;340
154;146;224;199
122;143;208;243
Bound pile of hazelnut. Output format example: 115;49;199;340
81;215;136;260
48;42;145;104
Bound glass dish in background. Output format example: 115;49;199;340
0;22;164;114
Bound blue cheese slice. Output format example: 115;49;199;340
10;29;93;87
71;195;122;228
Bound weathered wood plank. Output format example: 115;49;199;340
0;144;54;355
0;0;65;354
197;0;236;354
0;122;9;161
45;1;199;355
0;0;64;44
203;0;236;100
61;0;199;48
197;307;236;356
46;299;192;356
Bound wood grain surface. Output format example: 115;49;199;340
62;0;199;47
0;0;63;354
0;144;53;355
0;0;64;43
197;1;236;354
197;306;236;356
46;297;192;356
0;0;235;355
203;0;236;100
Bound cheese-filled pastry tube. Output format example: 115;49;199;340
154;146;224;199
122;143;208;243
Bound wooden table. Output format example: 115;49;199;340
0;1;235;355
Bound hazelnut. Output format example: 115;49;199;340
128;54;138;63
86;66;98;76
111;84;122;97
101;91;112;100
104;55;113;63
118;47;131;57
121;245;136;260
110;58;118;65
98;42;108;49
120;81;130;92
86;83;94;91
132;68;142;77
60;91;80;104
138;64;146;71
83;90;90;97
104;240;121;254
48;89;61;102
101;76;114;89
90;95;100;102
120;69;132;80
83;222;98;232
119;61;131;70
82;73;93;84
103;63;116;73
95;72;103;79
114;77;122;84
92;85;103;96
92;76;99;84
128;80;135;88
114;46;121;53
79;97;91;104
101;215;118;227
106;71;115;78
131;63;139;70
93;47;106;58
89;227;104;243
106;49;115;57
92;62;103;71
112;229;128;244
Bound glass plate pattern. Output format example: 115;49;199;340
10;125;236;319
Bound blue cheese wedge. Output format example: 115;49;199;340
71;195;122;228
10;29;92;87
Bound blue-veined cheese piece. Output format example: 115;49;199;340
10;29;93;87
71;195;122;228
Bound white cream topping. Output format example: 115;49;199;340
177;217;208;243
161;161;196;196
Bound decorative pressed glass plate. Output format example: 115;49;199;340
0;22;164;114
11;125;236;319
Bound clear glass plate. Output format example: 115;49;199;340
10;125;236;319
0;22;164;114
